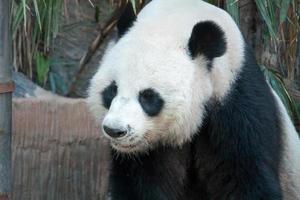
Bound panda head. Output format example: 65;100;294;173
87;0;244;153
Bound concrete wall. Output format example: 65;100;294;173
12;98;110;200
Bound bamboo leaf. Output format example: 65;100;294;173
33;0;42;30
35;52;49;85
262;66;298;119
255;0;278;41
130;0;137;14
226;0;240;26
205;0;218;5
279;0;291;23
12;4;25;36
21;0;27;32
12;0;63;86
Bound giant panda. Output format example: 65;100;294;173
87;0;300;199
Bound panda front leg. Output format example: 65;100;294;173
107;171;138;200
107;146;191;200
108;172;172;200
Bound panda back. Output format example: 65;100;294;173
271;89;300;199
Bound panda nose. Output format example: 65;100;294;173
103;125;127;138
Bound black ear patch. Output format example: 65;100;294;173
117;2;137;38
188;21;227;60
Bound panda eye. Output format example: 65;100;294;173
140;89;155;101
101;81;118;109
138;88;164;117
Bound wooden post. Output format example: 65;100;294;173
0;0;12;199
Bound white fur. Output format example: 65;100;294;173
271;90;300;199
87;0;244;153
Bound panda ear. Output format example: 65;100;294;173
117;2;137;38
188;21;227;60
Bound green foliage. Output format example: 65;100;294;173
262;66;299;120
35;52;50;86
205;0;219;5
225;0;239;26
12;0;62;52
130;0;137;14
49;71;68;95
254;0;278;41
11;0;63;84
279;0;292;23
255;0;299;80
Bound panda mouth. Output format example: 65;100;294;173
111;140;141;150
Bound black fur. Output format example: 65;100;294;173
193;45;282;199
138;88;164;117
188;21;227;65
109;145;192;200
108;46;283;200
117;2;136;38
101;81;117;109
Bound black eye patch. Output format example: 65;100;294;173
101;81;118;109
138;88;164;117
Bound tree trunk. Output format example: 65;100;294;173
0;0;12;199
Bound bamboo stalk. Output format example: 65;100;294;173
0;0;12;199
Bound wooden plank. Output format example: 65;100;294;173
0;195;9;200
12;98;110;200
